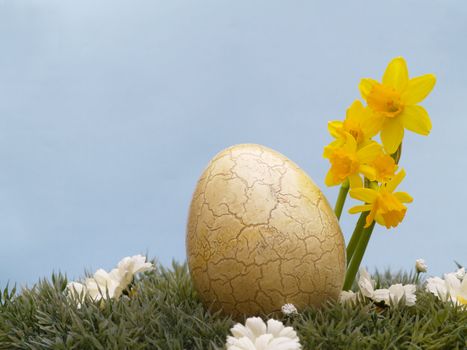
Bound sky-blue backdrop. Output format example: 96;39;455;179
1;1;466;287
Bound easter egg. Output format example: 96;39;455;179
186;144;345;316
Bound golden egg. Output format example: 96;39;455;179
186;144;345;317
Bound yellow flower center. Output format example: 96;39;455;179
366;83;404;118
329;149;360;182
458;296;467;305
372;154;397;183
343;119;365;145
376;191;407;228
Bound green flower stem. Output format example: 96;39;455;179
346;212;368;266
334;180;349;220
343;221;376;291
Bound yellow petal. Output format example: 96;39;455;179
402;74;436;105
365;208;376;228
386;169;406;193
342;132;358;152
382;57;409;92
325;170;337;187
328;121;344;138
364;114;385;138
323;145;332;159
357;142;382;163
375;213;388;228
401;105;432;136
349;188;378;203
381;117;404;154
359;78;378;100
323;139;342;158
359;164;377;181
349;204;372;214
348;174;363;188
346;100;366;122
394;191;413;203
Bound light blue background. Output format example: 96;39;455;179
0;1;465;287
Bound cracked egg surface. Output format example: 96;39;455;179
186;144;345;317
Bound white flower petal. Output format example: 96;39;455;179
85;268;122;300
66;282;87;308
403;284;417;306
269;337;302;350
278;326;298;340
373;288;390;304
455;267;465;280
358;268;375;298
117;255;154;276
226;337;257;350
266;319;285;337
388;284;405;304
93;269;111;284
444;273;461;294
426;277;448;301
339;290;357;304
66;281;86;295
231;324;255;341
255;334;274;350
245;317;267;338
226;336;240;345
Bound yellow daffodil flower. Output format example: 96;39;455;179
323;132;381;188
328;100;380;147
349;169;413;228
370;153;398;183
359;57;436;154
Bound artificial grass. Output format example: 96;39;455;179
0;262;465;350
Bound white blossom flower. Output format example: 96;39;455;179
281;303;298;316
371;284;416;306
226;317;301;350
85;268;123;301
358;268;375;299
415;259;427;273
426;272;467;306
339;290;357;305
116;255;155;287
65;255;155;306
358;268;417;306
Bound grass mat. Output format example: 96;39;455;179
0;262;465;349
